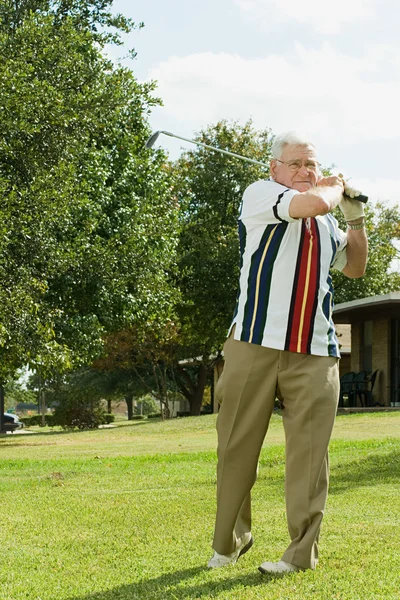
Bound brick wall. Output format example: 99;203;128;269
349;318;391;405
372;317;390;405
350;323;362;373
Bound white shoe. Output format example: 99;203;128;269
207;533;254;568
258;560;300;574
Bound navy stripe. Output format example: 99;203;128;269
240;222;288;342
272;191;289;222
238;220;247;265
325;213;343;266
232;221;247;321
322;275;338;357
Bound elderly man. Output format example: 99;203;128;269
208;131;368;574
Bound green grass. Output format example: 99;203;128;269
1;412;399;599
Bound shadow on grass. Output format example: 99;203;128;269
330;448;400;494
66;566;282;600
0;419;156;444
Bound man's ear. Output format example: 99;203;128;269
270;160;277;179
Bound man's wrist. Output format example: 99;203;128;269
347;218;365;230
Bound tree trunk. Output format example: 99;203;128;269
125;392;134;420
0;385;5;433
107;398;112;414
189;364;208;416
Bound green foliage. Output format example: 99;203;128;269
135;394;158;416
0;1;179;380
21;414;55;427
174;119;273;359
169;120;273;413
53;398;107;429
4;376;36;410
95;325;182;419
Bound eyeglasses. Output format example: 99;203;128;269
275;159;321;172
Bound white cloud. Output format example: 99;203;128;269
234;0;378;34
147;43;400;148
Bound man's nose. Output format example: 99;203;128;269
298;164;310;175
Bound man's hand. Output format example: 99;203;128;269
336;174;365;222
343;183;362;199
339;196;365;222
317;175;344;192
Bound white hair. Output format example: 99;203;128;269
271;131;317;160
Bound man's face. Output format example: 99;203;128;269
270;144;320;193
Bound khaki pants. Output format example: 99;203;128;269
212;330;339;569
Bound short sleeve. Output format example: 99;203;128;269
240;180;298;227
331;246;348;271
331;223;348;271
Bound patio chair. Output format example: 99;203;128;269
339;372;356;407
356;369;378;407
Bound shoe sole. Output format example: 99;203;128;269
237;536;254;562
258;563;300;575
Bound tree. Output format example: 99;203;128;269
94;324;183;420
0;1;179;377
171;120;273;414
0;1;179;429
4;374;36;411
171;121;400;414
332;201;400;303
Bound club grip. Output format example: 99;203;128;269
344;193;368;204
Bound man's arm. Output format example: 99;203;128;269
341;224;368;278
289;176;344;219
288;175;368;278
339;196;368;278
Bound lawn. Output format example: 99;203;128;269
1;412;399;600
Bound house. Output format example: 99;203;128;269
335;323;351;376
334;291;400;407
212;292;400;411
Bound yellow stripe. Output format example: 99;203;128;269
297;235;313;353
249;225;278;342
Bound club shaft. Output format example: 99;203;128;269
161;131;269;168
149;130;368;203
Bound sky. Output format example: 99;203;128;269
108;0;400;206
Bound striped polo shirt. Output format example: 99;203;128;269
231;179;348;358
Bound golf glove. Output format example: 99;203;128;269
339;192;365;222
337;174;365;221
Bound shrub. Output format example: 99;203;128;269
53;400;108;430
20;414;56;427
135;395;158;416
131;415;145;420
104;414;115;424
147;413;162;419
45;414;56;427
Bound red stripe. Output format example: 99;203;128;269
287;224;311;353
287;219;319;353
298;219;319;353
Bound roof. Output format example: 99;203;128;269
334;291;400;323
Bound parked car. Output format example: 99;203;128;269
3;413;24;432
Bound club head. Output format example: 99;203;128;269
145;131;162;149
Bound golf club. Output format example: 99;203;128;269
145;130;269;168
146;130;368;203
